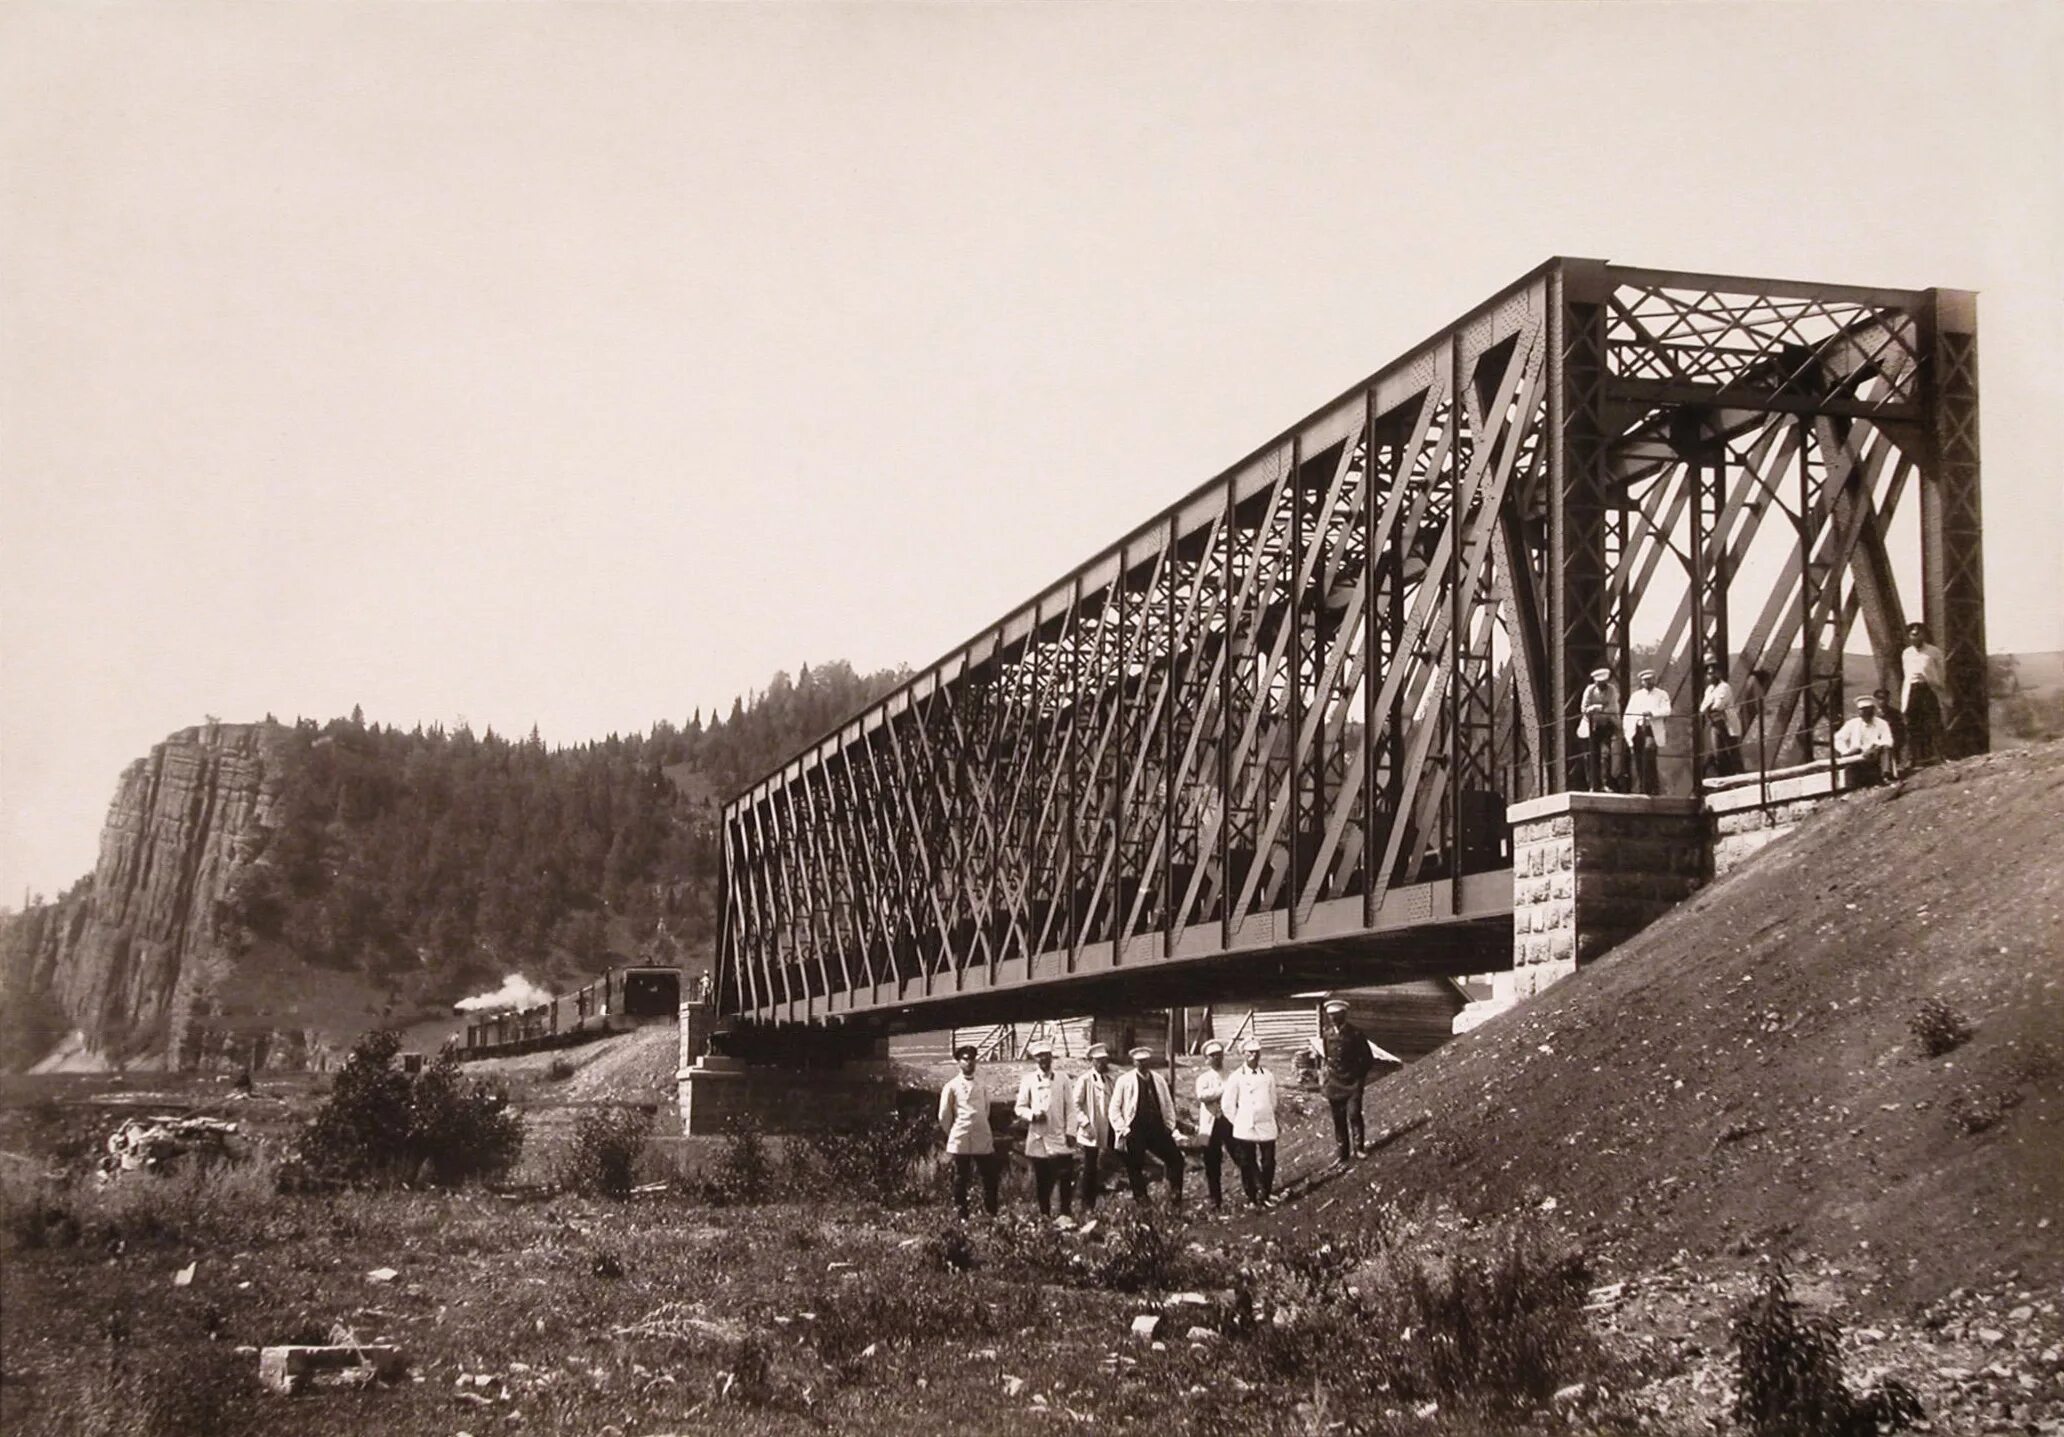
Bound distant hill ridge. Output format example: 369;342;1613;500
0;661;904;1072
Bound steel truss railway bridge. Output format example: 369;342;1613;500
714;258;1984;1040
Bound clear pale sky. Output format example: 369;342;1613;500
3;2;2060;903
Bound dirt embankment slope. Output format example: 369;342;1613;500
1269;741;2064;1312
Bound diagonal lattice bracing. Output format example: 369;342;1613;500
718;261;1982;1031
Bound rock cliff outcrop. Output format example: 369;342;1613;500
1;723;289;1069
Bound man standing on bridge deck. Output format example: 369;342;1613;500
1579;668;1620;791
1699;660;1741;780
1109;1045;1184;1208
1901;622;1949;766
1625;668;1672;795
1321;998;1374;1165
1014;1038;1076;1221
1193;1039;1234;1212
1072;1043;1116;1211
939;1043;1003;1219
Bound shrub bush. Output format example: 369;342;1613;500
1088;1204;1191;1292
544;1055;577;1082
299;1030;523;1187
703;1123;773;1205
1908;998;1972;1058
560;1106;652;1198
1375;1220;1595;1410
928;1222;979;1273
811;1265;984;1371
782;1111;939;1207
982;1209;1078;1282
1947;1085;2019;1136
1731;1269;1922;1436
1229;1217;1601;1417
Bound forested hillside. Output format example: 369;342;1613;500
234;660;908;1002
0;661;904;1069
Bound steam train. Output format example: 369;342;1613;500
458;965;681;1059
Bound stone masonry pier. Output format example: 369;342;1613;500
1457;778;1852;1034
1507;792;1705;996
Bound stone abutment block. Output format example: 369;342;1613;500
1506;791;1706;991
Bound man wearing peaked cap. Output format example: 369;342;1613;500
1220;1037;1280;1207
1013;1038;1076;1220
1320;998;1374;1166
1072;1043;1117;1211
1194;1039;1235;1212
1107;1045;1184;1208
1579;667;1621;792
1624;667;1672;796
939;1041;1002;1218
1834;692;1897;788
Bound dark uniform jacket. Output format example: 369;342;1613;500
1322;1020;1374;1099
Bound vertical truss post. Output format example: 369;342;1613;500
1549;259;1612;791
1922;289;1987;756
1065;578;1083;969
1218;480;1235;949
1162;512;1179;955
1361;389;1380;925
1685;417;1721;783
1445;342;1463;877
1288;437;1306;938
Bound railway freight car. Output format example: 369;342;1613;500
460;965;681;1059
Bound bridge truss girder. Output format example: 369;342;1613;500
719;258;1983;1030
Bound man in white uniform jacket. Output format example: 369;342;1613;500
1013;1038;1076;1219
1194;1039;1234;1212
1109;1044;1185;1207
1219;1037;1280;1207
938;1043;1002;1218
1624;668;1672;795
1072;1043;1116;1212
1834;694;1898;788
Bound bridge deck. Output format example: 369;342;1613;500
748;871;1511;1034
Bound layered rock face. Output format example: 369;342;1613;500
4;723;287;1068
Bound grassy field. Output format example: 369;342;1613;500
6;746;2062;1435
5;1063;2050;1437
0;1129;1656;1437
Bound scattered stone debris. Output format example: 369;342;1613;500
365;1267;400;1284
98;1115;240;1183
1130;1314;1164;1342
171;1262;196;1288
258;1343;408;1395
610;1302;745;1345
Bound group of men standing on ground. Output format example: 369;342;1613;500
936;1030;1287;1221
1574;622;1953;795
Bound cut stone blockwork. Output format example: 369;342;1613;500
1705;766;1846;876
677;1050;896;1136
1508;791;1706;995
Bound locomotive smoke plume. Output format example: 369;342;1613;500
454;974;554;1013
